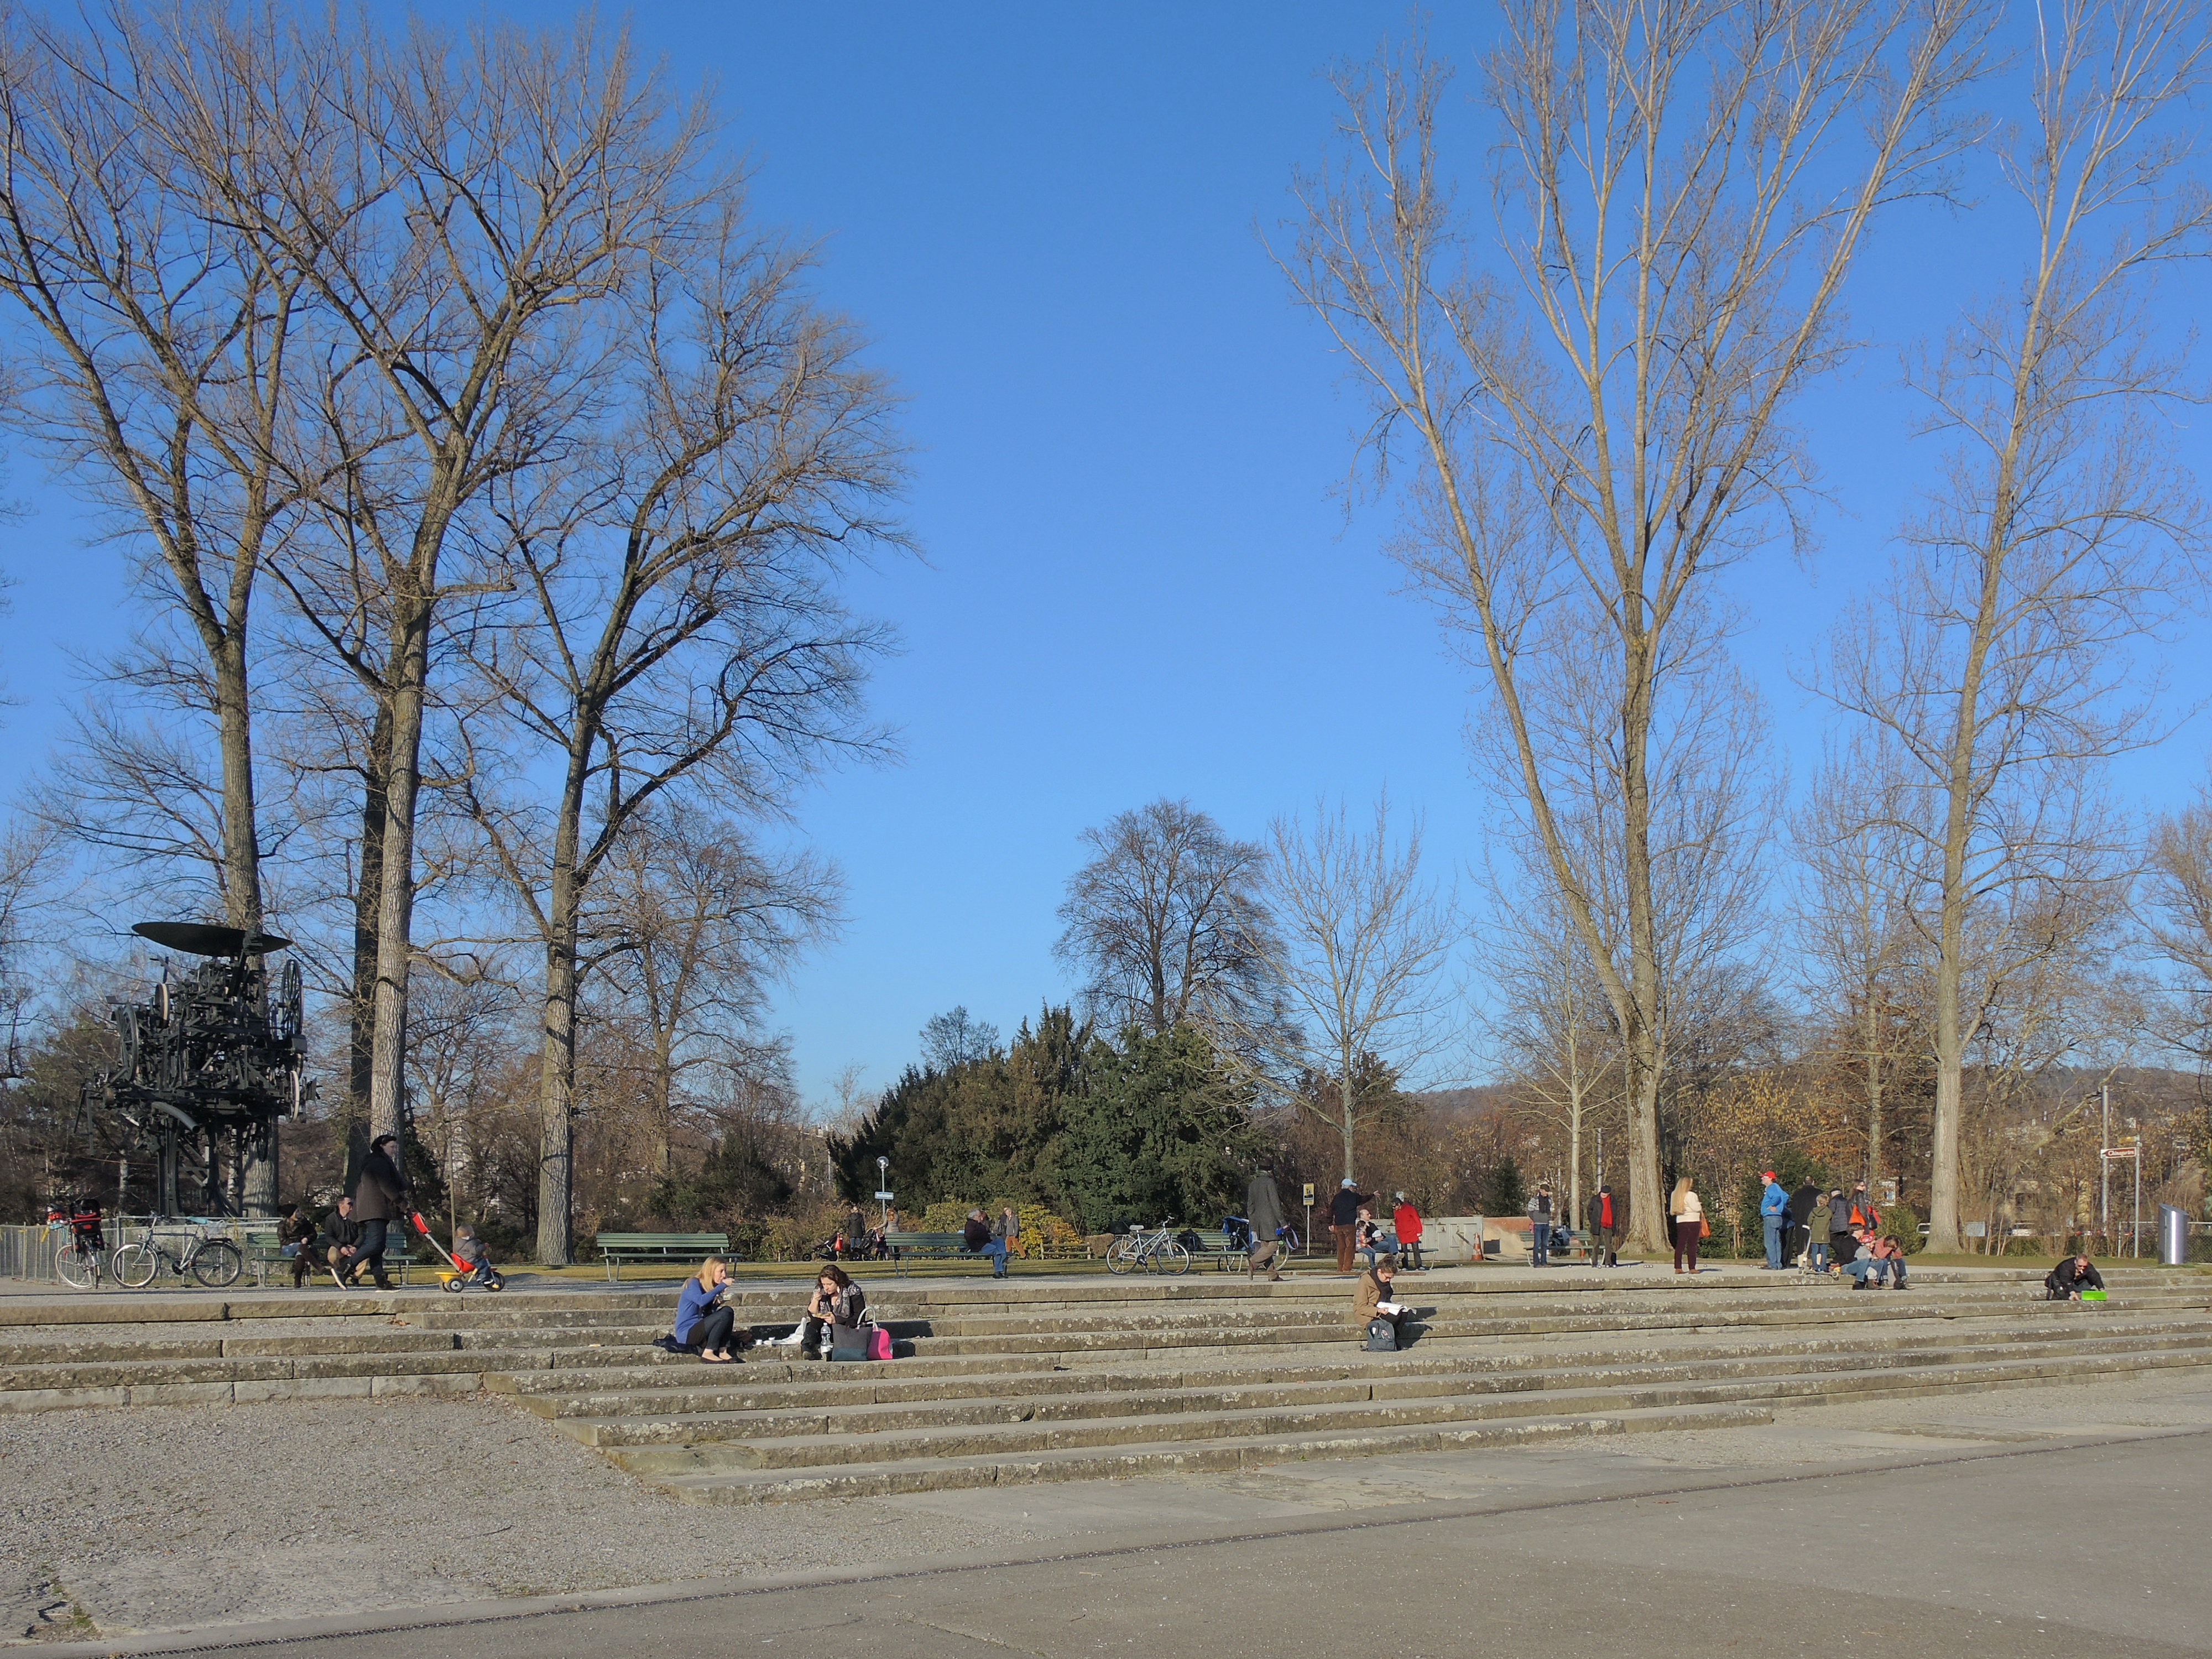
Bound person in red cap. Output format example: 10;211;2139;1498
1759;1170;1791;1270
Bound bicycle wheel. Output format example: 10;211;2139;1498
56;1244;101;1289
1159;1240;1191;1276
191;1238;243;1288
112;1243;160;1288
1106;1238;1136;1275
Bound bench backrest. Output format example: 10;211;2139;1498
595;1232;731;1250
884;1232;968;1245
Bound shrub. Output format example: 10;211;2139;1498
1885;1202;1923;1254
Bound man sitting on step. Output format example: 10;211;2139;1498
1354;1255;1411;1345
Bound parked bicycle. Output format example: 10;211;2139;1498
1106;1222;1191;1276
45;1199;108;1290
112;1220;243;1290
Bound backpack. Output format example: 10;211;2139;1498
1176;1228;1203;1253
1364;1317;1399;1353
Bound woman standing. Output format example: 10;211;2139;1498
1670;1177;1704;1275
675;1255;742;1363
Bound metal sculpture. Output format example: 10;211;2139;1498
77;922;314;1218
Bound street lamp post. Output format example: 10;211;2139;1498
876;1156;890;1231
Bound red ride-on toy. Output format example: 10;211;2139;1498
409;1212;505;1293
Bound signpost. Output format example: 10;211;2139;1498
1302;1183;1316;1258
2103;1144;2141;1256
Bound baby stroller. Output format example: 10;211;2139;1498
408;1212;505;1293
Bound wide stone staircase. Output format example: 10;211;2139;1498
4;1267;2209;1504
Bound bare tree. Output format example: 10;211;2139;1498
446;217;901;1262
591;808;838;1187
2145;784;2212;1065
1234;796;1457;1181
191;14;731;1160
1791;737;1927;1190
919;1006;1000;1070
0;6;322;943
1481;875;1619;1227
1055;798;1279;1037
1282;6;1985;1249
1817;0;2210;1250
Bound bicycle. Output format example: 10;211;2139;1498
1106;1222;1191;1276
112;1220;243;1290
46;1201;108;1290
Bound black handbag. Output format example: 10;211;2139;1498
828;1321;872;1362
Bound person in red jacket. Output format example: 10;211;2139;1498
1392;1192;1425;1271
1585;1185;1620;1267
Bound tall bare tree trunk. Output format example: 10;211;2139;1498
367;598;434;1149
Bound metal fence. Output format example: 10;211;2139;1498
0;1217;265;1283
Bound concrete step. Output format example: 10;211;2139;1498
627;1342;2212;1500
553;1326;2212;1450
649;1401;1778;1503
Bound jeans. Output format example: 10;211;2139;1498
1846;1258;1903;1287
1807;1239;1829;1272
356;1217;389;1282
1400;1239;1424;1271
686;1304;739;1353
1763;1216;1785;1269
973;1239;1009;1275
1529;1223;1551;1266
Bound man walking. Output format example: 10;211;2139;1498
1248;1166;1285;1254
1527;1183;1554;1267
1330;1178;1365;1275
351;1133;408;1291
1585;1185;1619;1267
1760;1170;1791;1270
1392;1191;1425;1271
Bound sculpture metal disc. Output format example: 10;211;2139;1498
132;921;292;957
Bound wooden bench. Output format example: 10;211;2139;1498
594;1231;730;1282
241;1223;413;1286
883;1231;1000;1275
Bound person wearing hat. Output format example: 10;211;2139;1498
1329;1177;1369;1275
1391;1191;1425;1272
1759;1169;1791;1270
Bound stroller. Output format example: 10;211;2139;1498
408;1212;505;1293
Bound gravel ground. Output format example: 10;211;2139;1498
8;1369;2212;1644
0;1392;1021;1642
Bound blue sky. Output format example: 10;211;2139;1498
3;3;2208;1108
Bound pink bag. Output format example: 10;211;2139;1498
868;1325;894;1361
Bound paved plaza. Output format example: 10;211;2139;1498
5;1267;2210;1654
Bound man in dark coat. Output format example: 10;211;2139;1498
319;1195;363;1284
1329;1178;1368;1275
351;1133;408;1291
1246;1168;1285;1248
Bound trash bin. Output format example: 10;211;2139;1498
2159;1204;2188;1267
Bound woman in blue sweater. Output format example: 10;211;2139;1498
675;1256;742;1363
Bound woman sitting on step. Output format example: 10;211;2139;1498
675;1255;745;1364
770;1263;868;1359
